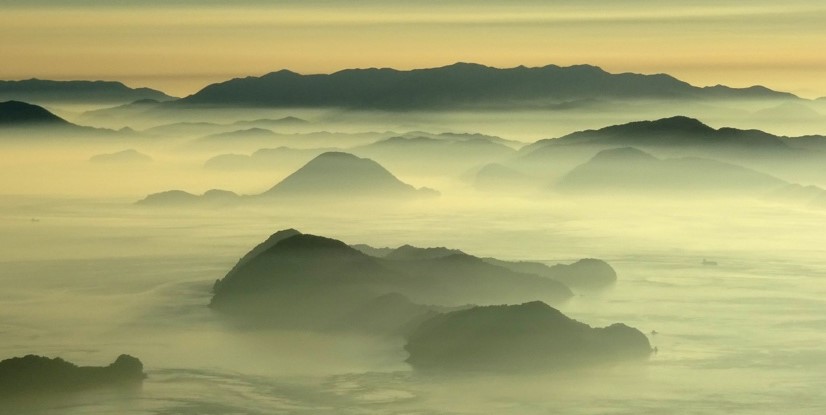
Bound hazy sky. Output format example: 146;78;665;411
2;0;825;98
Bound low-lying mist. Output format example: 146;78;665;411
2;103;826;413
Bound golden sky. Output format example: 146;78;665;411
1;1;825;98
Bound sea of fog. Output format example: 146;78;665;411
1;194;825;414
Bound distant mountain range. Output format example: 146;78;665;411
0;79;174;105
2;64;810;112
174;63;798;109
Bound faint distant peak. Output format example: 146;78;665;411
590;146;659;162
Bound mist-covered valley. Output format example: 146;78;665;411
3;69;826;414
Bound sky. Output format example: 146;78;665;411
1;0;825;98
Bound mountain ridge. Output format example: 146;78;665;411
0;79;174;104
175;63;798;109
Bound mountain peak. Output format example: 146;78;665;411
261;151;425;198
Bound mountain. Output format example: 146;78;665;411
0;100;70;126
522;116;789;155
357;243;617;290
0;79;174;104
555;147;787;194
404;301;651;372
188;130;394;154
0;100;124;139
89;149;152;164
136;189;239;206
204;147;334;171
261;151;438;198
483;257;617;289
383;244;465;261
176;63;797;109
232;116;310;128
209;229;574;330
0;354;145;397
505;116;826;186
139;152;435;205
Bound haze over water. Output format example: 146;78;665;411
2;1;826;414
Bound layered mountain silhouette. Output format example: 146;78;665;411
502;116;826;185
209;229;574;331
404;301;651;372
0;354;145;398
175;63;797;109
555;147;787;194
0;79;173;104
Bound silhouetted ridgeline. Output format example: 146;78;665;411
0;354;145;397
176;63;798;109
0;79;174;104
405;301;652;372
209;229;576;331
